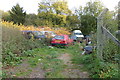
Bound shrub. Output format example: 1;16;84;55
2;23;44;67
77;52;119;78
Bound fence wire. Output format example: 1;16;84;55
97;5;120;63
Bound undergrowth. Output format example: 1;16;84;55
3;46;67;78
2;24;46;67
71;43;119;78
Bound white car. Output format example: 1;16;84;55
72;30;84;38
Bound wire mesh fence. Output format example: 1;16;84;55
96;2;120;63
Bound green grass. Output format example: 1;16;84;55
21;46;68;78
15;69;32;77
2;42;89;78
66;42;119;78
10;43;83;78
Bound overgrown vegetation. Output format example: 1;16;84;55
2;23;45;67
2;46;70;78
1;0;119;78
2;21;71;67
70;43;119;78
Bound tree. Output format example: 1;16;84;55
75;1;104;35
24;14;37;26
83;1;104;17
1;10;11;21
80;15;97;35
66;14;80;30
9;4;26;25
52;0;72;15
37;0;71;27
38;0;53;13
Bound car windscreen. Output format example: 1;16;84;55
54;35;64;39
32;31;43;36
74;33;82;35
51;32;56;35
71;36;77;39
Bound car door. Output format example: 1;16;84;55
69;36;73;44
67;35;71;44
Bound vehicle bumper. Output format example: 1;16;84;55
51;43;67;46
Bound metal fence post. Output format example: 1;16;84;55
97;8;108;61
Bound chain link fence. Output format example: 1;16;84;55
96;2;120;64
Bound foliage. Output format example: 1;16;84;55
66;14;80;30
2;22;45;67
74;0;104;35
0;10;11;21
103;11;118;35
38;0;71;15
24;14;37;26
70;45;119;78
9;4;26;25
37;12;67;27
80;15;97;35
89;32;119;78
102;40;119;63
1;0;119;78
52;0;72;15
37;0;74;28
2;20;71;67
2;21;70;35
3;47;67;78
83;1;104;17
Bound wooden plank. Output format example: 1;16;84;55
102;26;120;47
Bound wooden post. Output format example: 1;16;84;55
97;8;108;61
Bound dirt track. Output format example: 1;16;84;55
57;53;89;78
3;53;89;78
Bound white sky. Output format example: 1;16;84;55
0;0;119;14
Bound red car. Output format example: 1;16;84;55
51;35;74;46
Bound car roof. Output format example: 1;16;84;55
73;30;82;33
42;31;53;32
21;30;32;32
56;35;68;36
32;31;39;32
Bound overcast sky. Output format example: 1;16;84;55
0;0;119;14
